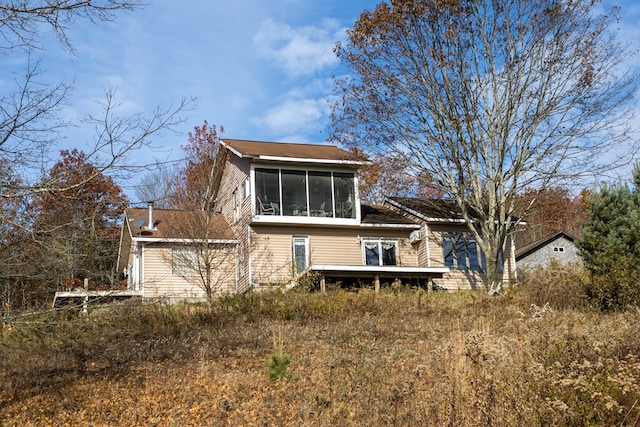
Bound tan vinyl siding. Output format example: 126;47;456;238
425;224;517;290
141;244;236;299
415;225;429;267
250;229;294;285
249;225;418;286
217;155;251;225
216;155;252;292
426;224;446;268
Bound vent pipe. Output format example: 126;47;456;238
145;201;157;230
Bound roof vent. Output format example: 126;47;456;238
144;201;157;231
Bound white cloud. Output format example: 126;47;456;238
255;96;330;135
253;18;345;77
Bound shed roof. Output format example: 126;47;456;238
385;197;465;222
360;204;419;226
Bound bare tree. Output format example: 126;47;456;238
0;1;141;52
331;0;638;293
135;165;178;209
166;211;236;302
0;1;192;309
0;1;191;201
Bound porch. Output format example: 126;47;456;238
307;265;450;292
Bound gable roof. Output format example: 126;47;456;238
220;139;367;165
515;231;577;261
124;208;236;241
385;197;466;222
360;204;420;226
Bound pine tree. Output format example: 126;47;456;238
579;165;640;310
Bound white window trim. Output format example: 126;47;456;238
292;236;310;274
362;238;398;266
251;165;360;223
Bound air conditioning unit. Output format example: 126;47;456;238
409;230;421;244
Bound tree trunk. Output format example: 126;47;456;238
484;245;503;295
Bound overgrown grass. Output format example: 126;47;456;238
2;270;640;425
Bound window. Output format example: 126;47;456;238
233;189;240;222
334;173;355;219
442;233;486;271
364;239;397;266
255;168;280;215
282;170;308;216
292;237;309;274
172;247;199;276
254;168;356;219
309;171;333;217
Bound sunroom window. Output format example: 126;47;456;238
255;169;280;215
254;168;356;219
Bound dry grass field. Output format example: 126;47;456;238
2;264;640;426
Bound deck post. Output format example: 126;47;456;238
320;274;326;293
427;277;434;292
82;278;89;315
374;275;380;293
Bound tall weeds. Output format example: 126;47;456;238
1;279;640;425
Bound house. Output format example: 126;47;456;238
116;205;238;300
383;197;518;290
209;139;452;292
515;231;581;270
112;138;521;300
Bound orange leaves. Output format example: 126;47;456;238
171;120;224;210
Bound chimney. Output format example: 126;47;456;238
145;201;157;230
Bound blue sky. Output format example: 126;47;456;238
6;0;640;200
38;1;378;184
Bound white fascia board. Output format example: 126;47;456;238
358;223;420;229
220;140;245;159
131;237;238;244
256;155;368;166
311;265;450;274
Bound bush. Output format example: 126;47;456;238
516;261;591;310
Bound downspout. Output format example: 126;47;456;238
424;223;431;267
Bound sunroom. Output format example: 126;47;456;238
252;167;360;222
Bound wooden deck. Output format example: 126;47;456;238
53;289;143;312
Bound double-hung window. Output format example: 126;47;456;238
364;239;397;266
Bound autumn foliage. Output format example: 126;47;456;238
30;149;128;291
513;187;589;247
171;121;223;210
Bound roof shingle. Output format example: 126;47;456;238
221;139;365;163
125;208;235;241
